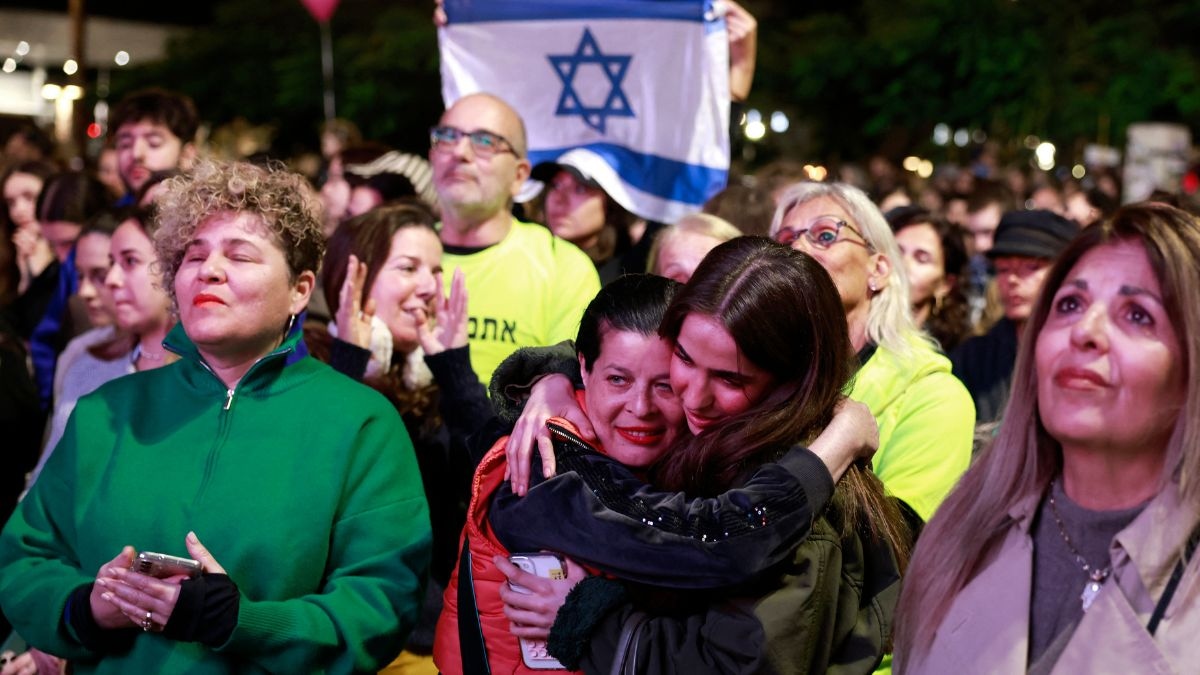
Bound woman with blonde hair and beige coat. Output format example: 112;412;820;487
894;202;1200;673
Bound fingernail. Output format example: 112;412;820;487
187;531;198;543
101;592;113;601
96;578;107;587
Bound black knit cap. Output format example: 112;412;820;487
987;209;1080;260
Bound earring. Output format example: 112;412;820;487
868;281;878;293
285;314;297;334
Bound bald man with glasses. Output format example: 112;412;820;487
430;93;600;386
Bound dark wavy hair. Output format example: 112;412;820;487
110;88;199;143
653;236;910;565
887;206;972;351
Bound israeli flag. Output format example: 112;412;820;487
439;0;731;224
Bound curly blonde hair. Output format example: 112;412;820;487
153;158;326;304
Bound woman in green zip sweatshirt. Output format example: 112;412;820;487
0;158;432;675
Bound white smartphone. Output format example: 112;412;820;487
508;553;568;670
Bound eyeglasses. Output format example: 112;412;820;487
774;216;873;251
429;125;520;158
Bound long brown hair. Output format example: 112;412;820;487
322;201;437;316
894;203;1200;664
653;236;911;564
321;202;441;423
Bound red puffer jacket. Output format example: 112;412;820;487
433;431;582;675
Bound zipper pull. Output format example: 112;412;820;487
224;388;235;410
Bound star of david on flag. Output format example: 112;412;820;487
438;0;730;224
548;29;634;134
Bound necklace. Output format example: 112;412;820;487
131;343;166;364
1048;480;1111;612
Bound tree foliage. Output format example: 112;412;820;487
108;0;1200;164
752;0;1200;162
109;0;443;156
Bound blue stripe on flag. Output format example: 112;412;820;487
529;144;728;206
445;0;712;24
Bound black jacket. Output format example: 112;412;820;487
950;317;1019;425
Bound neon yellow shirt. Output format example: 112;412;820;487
855;335;975;675
442;219;601;387
852;335;975;522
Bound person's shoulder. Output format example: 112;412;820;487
55;328;110;385
297;357;403;416
950;319;1016;371
870;334;951;378
62;325;115;355
510;219;596;266
72;364;155;418
868;337;970;405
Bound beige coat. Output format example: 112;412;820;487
902;483;1200;674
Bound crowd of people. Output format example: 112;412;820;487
2;8;1200;673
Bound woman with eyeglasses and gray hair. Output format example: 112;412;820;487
0;158;431;674
769;182;974;532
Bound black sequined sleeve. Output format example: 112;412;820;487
488;438;833;589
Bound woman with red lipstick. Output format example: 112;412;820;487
484;238;908;674
895;203;1200;674
0;159;431;673
434;273;684;674
435;270;881;674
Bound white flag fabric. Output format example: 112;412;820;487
439;0;731;224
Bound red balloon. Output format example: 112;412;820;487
300;0;339;23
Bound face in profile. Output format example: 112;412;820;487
174;212;312;359
106;219;172;334
366;226;443;354
75;231;115;328
347;186;383;219
581;327;684;467
1035;240;1185;455
653;231;724;284
544;170;606;249
320;157;351;234
895;222;949;310
97;148;125;199
670;313;773;435
1065;192;1099;227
